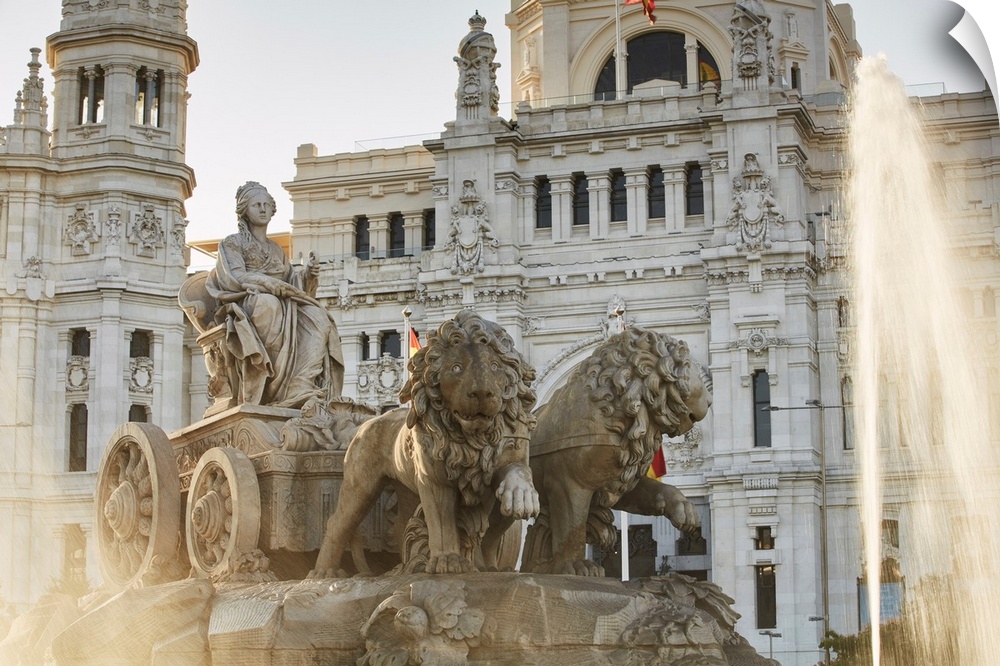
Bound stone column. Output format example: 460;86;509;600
369;215;389;260
587;171;610;239
103;62;138;136
403;211;425;256
550;174;574;242
625;168;649;236
685;40;700;90
521;180;538;245
666;166;686;232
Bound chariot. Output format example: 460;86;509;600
93;273;384;589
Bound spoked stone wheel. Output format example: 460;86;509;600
95;422;181;589
185;447;261;579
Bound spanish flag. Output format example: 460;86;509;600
624;0;656;24
408;328;421;358
646;446;667;479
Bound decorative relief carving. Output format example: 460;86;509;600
170;218;187;256
729;328;788;356
64;203;100;256
743;475;779;490
105;204;122;245
454;12;500;119
446;179;498;275
129;356;154;393
356;355;406;407
18;256;44;279
665;424;705;471
129;204;164;258
66;355;90;392
729;0;776;89
494;179;520;194
692;301;711;322
726;153;784;254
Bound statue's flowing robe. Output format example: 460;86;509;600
207;233;344;408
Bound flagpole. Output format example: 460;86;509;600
614;0;624;97
402;306;412;387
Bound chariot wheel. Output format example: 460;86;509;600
95;422;181;589
185;447;260;578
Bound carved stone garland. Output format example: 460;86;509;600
445;179;499;275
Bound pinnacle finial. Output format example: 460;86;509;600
469;11;486;31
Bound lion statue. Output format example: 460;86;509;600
511;326;712;576
311;310;539;577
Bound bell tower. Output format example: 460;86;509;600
0;0;198;608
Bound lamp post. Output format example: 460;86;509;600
759;630;782;659
764;400;844;666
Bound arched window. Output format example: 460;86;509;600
595;32;721;99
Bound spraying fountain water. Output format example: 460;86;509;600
848;55;1000;666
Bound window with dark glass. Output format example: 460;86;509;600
129;404;148;423
423;209;436;249
389;213;406;258
360;333;371;361
790;62;801;90
842;376;855;450
380;331;401;358
753;370;772;448
572;173;589;226
610;169;627;222
648;166;665;218
595;35;721;99
685;163;704;216
130;330;151;359
535;176;552;229
756;565;777;628
69;404;88;472
71;329;90;357
78;66;104;124
354;216;370;260
134;67;163;126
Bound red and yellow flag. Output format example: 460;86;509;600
624;0;656;24
646;446;667;479
408;328;421;358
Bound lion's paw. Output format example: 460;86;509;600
497;474;540;519
306;567;348;580
427;552;475;574
655;486;701;534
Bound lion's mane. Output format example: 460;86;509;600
400;310;536;506
574;327;708;507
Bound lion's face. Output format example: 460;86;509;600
664;360;712;437
437;341;506;433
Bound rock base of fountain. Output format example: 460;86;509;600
46;573;776;666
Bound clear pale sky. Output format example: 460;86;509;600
0;1;996;249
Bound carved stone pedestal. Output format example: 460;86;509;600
50;573;778;666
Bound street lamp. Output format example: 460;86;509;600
764;400;844;666
759;630;782;659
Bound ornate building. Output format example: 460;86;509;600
283;3;998;665
0;0;197;608
1;2;997;665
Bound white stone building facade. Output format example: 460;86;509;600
0;2;997;665
0;0;197;610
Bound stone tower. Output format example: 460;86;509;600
0;0;198;608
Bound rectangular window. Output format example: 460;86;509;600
753;370;772;448
648;166;665;218
610;169;627;222
354;216;370;260
755;526;774;550
685;163;704;216
130;330;151;359
423;209;436;249
360;333;371;361
755;565;777;628
69;404;88;472
535;176;552;229
841;376;855;450
129;404;148;423
791;63;801;90
388;213;406;258
63;524;88;596
380;331;401;358
71;328;90;357
572;173;589;226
